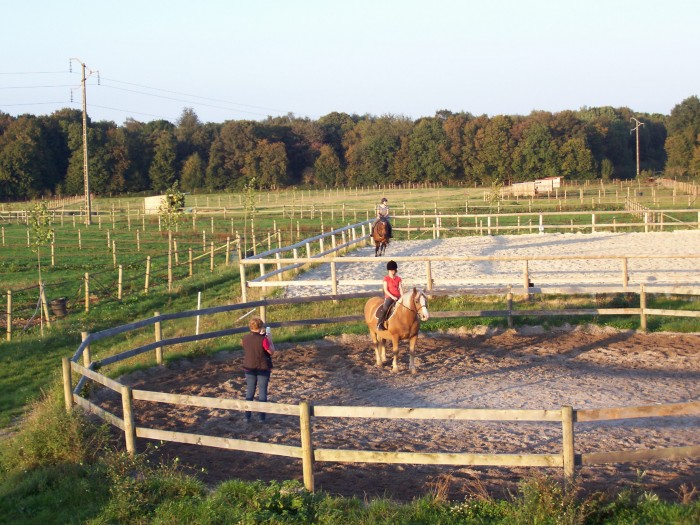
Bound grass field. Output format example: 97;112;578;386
1;182;699;523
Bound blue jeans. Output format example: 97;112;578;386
245;370;270;421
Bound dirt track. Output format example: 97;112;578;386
97;326;700;502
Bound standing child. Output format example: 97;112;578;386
376;260;403;331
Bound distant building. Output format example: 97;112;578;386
501;176;564;197
144;195;166;215
534;176;563;193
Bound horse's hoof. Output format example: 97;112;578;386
391;367;399;373
410;367;417;375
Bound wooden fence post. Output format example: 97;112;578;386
62;357;73;412
331;260;338;297
226;237;231;266
425;261;433;291
40;281;51;328
168;232;173;292
81;331;91;368
154;311;163;365
276;252;282;281
640;284;647;332
240;262;248;303
299;401;315;492
6;290;11;342
259;305;267;323
121;385;136;456
145;256;151;293
621;258;628;289
210;241;215;272
506;291;513;328
189;248;193;277
118;265;123;300
85;272;90;312
561;405;575;484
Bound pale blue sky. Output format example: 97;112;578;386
2;0;698;124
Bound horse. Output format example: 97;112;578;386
363;288;430;373
372;219;389;257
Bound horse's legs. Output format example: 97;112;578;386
391;334;400;373
371;330;385;366
408;335;417;374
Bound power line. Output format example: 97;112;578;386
100;76;287;113
0;70;68;75
0;100;72;108
0;84;75;90
99;83;274;118
88;103;170;121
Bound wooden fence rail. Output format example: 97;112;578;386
63;290;700;492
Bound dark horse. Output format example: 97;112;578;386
372;219;389;257
363;288;430;373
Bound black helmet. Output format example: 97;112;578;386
386;260;398;271
381;197;388;203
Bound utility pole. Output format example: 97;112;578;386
70;58;98;225
630;117;644;179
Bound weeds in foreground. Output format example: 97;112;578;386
0;387;109;475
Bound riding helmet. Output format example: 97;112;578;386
381;197;388;203
386;260;398;271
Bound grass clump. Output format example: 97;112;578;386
0;387;109;474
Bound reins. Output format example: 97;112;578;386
397;292;423;316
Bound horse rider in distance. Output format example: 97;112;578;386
372;197;393;239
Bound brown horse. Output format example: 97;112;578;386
372;219;389;257
363;288;430;373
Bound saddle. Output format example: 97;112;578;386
375;302;397;328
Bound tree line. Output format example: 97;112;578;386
1;96;699;200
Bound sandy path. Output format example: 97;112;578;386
95;326;700;502
284;230;700;297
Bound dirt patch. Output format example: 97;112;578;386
94;327;700;502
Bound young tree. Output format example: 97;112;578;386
158;182;185;291
28;201;54;333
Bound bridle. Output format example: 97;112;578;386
398;290;429;320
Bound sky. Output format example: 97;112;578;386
2;0;698;125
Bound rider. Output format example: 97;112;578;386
372;197;392;238
376;260;403;331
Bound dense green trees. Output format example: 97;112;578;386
665;96;700;177
0;96;697;200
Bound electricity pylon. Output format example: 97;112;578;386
630;117;644;179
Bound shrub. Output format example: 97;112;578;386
0;386;109;476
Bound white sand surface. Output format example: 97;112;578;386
284;230;700;297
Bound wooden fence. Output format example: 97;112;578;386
1;237;239;341
63;291;700;492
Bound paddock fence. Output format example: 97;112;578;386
63;290;700;492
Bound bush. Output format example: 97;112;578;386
0;386;109;476
92;449;206;524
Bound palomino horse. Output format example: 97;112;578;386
363;288;430;373
372;219;389;257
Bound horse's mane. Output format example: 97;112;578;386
398;288;421;306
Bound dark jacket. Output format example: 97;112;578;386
242;331;272;372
